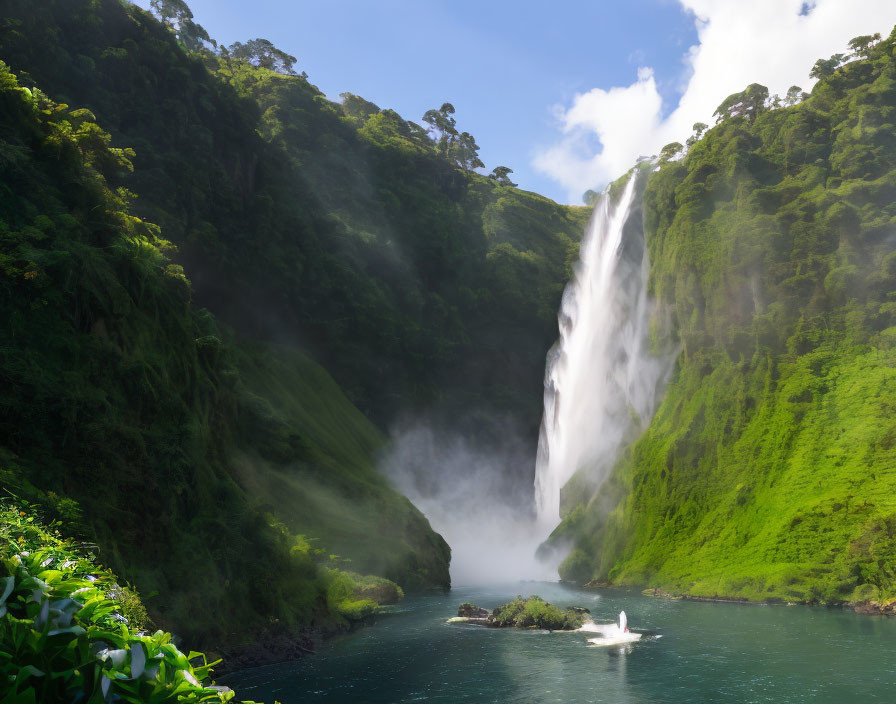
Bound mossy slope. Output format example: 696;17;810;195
556;27;896;605
0;61;446;649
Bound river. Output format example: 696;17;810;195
224;581;896;703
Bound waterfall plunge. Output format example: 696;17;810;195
534;173;671;530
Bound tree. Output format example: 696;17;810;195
450;131;483;171
809;53;845;80
150;0;192;25
583;190;600;206
783;85;809;107
659;142;683;162
149;0;214;53
686;122;709;149
422;102;458;154
178;19;214;52
489;166;517;187
406;121;430;142
713;83;769;124
340;93;380;121
848;33;881;59
227;39;298;75
422;103;483;170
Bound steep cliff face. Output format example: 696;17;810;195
556;27;896;605
0;60;448;648
0;0;588;648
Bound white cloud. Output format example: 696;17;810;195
535;0;896;203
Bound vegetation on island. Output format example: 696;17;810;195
453;597;588;631
553;24;896;608
490;596;587;630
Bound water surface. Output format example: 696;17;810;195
226;582;896;703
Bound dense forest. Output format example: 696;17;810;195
0;54;450;648
0;0;587;666
0;0;588;444
4;0;896;699
553;27;896;606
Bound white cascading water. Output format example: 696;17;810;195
534;172;671;530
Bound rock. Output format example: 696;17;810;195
642;587;682;600
446;616;492;626
853;600;896;616
457;602;490;618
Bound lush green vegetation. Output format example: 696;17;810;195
0;55;443;654
489;596;586;630
0;0;586;662
554;26;896;606
0;0;587;445
0;498;239;703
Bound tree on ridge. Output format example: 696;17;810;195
226;39;299;76
848;33;881;59
422;103;483;171
149;0;215;53
714;83;769;124
809;53;845;80
489;166;517;187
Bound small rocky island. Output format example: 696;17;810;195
448;596;589;631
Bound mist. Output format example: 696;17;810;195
379;423;558;585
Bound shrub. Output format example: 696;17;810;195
0;499;236;703
490;595;586;631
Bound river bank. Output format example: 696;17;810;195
628;584;896;615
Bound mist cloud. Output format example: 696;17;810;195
379;424;559;585
535;0;896;202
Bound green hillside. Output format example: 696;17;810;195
0;0;587;654
0;0;588;448
0;58;447;648
554;28;896;606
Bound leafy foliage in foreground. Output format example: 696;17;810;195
554;25;896;605
0;500;235;703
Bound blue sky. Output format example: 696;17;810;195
133;0;896;204
134;0;697;203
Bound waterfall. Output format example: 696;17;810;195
534;171;671;529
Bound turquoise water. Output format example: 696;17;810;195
226;582;896;703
